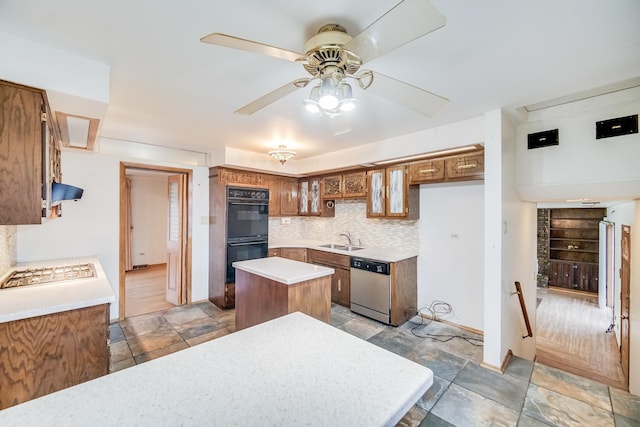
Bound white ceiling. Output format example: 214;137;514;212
1;0;639;160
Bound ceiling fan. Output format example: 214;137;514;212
200;0;448;118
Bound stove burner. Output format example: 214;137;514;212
0;263;96;289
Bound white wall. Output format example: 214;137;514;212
17;148;210;320
129;175;168;266
517;86;640;202
417;183;484;330
500;115;538;361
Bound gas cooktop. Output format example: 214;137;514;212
0;263;96;289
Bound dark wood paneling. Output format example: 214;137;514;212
0;304;109;409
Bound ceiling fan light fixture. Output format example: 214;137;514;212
338;83;357;111
268;145;296;165
318;76;340;110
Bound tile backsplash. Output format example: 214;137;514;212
0;225;17;277
269;200;419;251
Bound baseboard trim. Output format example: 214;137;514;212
480;349;512;374
418;313;483;336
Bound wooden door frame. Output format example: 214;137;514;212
119;162;193;320
620;224;631;387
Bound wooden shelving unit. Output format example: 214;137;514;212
548;208;605;293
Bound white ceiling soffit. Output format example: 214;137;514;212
524;77;640;112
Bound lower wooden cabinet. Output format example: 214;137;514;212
548;260;598;293
308;249;351;307
0;304;110;409
280;248;307;263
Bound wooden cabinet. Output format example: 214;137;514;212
366;166;419;219
212;167;298;217
408;159;445;184
0;304;110;409
308;249;350;307
280;247;307;263
0;80;61;224
267;248;281;257
299;178;320;215
444;152;484;181
408;152;484;185
321;172;366;199
280;177;299;216
390;257;418;327
548;208;605;293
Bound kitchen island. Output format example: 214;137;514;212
233;256;333;330
0;256;115;409
0;312;434;426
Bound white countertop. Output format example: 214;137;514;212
233;256;334;284
0;312;433;426
0;256;115;323
269;239;418;263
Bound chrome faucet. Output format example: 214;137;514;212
339;232;353;246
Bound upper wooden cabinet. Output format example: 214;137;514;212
321;171;366;199
299;178;320;216
212;167;298;217
445;152;484;181
280;177;299;216
408;159;445;184
409;152;484;185
366;166;418;219
0;80;61;225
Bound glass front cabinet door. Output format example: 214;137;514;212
366;169;386;218
366;166;408;218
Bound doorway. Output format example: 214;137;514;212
119;162;192;320
535;208;626;389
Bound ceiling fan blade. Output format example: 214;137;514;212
367;72;448;117
200;33;302;63
345;0;446;64
234;80;305;115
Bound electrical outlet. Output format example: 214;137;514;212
201;216;209;224
281;217;291;224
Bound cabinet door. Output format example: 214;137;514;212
262;176;281;217
342;172;366;198
322;175;342;199
366;169;386;218
408;159;445;184
280;178;298;216
445;153;484;181
299;180;309;215
386;165;407;217
267;248;281;257
0;82;45;224
332;268;350;307
309;178;321;215
281;248;307;263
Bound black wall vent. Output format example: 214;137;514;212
596;114;638;139
527;129;559;149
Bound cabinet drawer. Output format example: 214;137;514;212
307;249;350;269
408;159;445;184
445;153;484;180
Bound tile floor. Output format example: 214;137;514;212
109;302;640;426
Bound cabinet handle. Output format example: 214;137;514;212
337;279;342;292
457;163;477;170
419;168;436;174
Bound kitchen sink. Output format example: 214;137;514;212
318;243;364;252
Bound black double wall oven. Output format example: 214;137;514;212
225;186;269;283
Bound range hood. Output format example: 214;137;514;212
51;182;84;206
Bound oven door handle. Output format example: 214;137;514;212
229;201;268;206
228;241;267;247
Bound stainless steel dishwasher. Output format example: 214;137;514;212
350;257;391;325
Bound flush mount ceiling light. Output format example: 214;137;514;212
269;145;296;165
